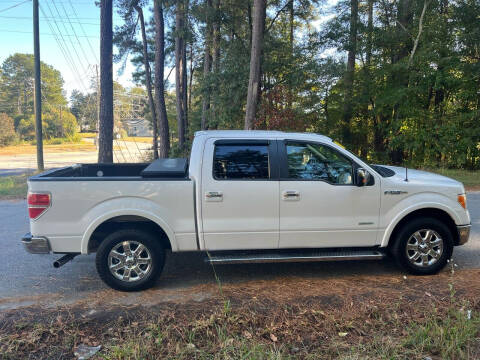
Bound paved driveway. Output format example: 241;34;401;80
0;193;478;309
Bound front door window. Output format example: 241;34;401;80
285;142;353;184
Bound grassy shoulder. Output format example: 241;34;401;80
1;269;479;359
426;168;480;190
0;141;96;156
0;174;29;199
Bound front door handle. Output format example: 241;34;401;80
282;190;300;200
205;191;223;202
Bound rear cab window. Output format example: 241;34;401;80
213;143;270;180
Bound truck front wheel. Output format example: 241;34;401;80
392;217;453;275
95;229;165;291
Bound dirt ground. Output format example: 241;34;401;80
1;268;480;359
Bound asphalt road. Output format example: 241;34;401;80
0;194;479;308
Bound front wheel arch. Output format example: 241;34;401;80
391;216;454;275
386;208;459;250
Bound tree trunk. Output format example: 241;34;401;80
362;0;373;156
211;0;221;125
188;42;194;115
395;0;413;63
135;4;158;159
98;0;113;163
341;0;358;148
182;19;188;138
154;0;170;158
201;0;213;130
247;2;253;47
288;0;294;108
244;0;266;130
366;0;373;68
175;0;186;146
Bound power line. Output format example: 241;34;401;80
0;0;30;14
68;0;98;63
0;29;98;38
1;0;93;3
49;0;89;76
41;2;85;85
0;15;99;25
55;0;93;72
39;2;90;93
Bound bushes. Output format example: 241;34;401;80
13;104;79;142
0;113;18;146
16;116;35;140
40;104;78;139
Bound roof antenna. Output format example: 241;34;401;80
404;166;408;182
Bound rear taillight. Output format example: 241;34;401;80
28;192;51;220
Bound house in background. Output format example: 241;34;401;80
125;118;152;137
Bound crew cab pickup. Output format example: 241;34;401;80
22;131;471;291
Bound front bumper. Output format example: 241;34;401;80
457;225;471;245
21;232;51;254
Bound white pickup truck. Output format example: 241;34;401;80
22;130;471;291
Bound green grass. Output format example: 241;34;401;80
30;134;82;145
425;168;480;188
404;307;479;359
0;174;28;199
339;306;479;360
97;307;479;360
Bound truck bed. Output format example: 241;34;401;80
29;158;189;181
27;159;197;254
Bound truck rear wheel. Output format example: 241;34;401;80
392;217;453;275
95;229;165;291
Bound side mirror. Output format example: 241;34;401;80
356;168;371;187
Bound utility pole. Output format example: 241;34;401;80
98;0;114;163
33;0;44;171
95;64;100;148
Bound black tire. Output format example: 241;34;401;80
392;217;453;275
95;229;165;291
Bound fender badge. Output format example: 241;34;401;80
384;190;408;195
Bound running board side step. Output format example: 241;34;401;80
205;249;386;265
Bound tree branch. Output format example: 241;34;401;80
164;66;175;86
395;19;414;40
408;0;430;68
266;0;293;33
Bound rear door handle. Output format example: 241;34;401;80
205;191;223;202
282;190;300;201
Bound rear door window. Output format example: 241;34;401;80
213;144;270;180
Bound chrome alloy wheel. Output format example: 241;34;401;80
406;229;444;267
108;241;152;282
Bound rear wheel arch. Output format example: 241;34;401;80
85;214;173;254
95;228;166;291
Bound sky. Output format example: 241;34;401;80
0;0;135;99
0;0;338;101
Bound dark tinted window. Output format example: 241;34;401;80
286;142;353;184
214;144;270;179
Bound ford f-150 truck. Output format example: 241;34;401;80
22;130;471;291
